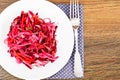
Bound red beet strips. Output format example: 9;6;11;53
5;11;58;69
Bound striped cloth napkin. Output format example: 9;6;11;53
47;4;84;79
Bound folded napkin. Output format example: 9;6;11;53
47;4;84;79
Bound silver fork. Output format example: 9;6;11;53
70;0;83;77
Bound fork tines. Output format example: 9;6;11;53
70;0;80;19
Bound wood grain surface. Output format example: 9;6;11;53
0;0;120;80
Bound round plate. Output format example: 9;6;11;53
0;0;74;80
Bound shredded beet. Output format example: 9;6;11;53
5;11;58;69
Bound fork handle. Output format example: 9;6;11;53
74;29;83;77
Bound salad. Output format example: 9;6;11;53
5;11;58;69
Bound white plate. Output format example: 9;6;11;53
0;0;74;80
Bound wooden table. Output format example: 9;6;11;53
0;0;120;80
